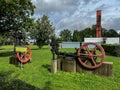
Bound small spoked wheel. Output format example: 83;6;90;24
77;42;105;69
16;46;32;63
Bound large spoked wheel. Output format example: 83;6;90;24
16;46;32;63
77;42;105;69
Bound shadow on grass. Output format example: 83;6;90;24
42;64;51;72
0;71;41;90
0;48;4;50
0;51;13;57
42;81;52;90
31;48;50;50
31;48;40;50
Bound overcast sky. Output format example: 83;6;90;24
31;0;120;34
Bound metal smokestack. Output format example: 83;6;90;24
96;10;102;38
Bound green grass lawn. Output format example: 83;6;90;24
0;45;120;90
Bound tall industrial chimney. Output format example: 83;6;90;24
96;10;102;38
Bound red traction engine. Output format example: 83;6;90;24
50;37;105;69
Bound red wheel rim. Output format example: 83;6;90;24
16;46;32;63
77;42;105;69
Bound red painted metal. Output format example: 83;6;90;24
16;46;32;63
77;42;105;69
96;10;102;38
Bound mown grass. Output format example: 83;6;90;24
0;45;120;90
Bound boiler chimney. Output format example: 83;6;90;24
96;10;102;38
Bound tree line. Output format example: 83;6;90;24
59;25;120;42
0;0;119;48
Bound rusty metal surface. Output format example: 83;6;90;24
96;10;102;38
77;42;105;69
16;46;32;63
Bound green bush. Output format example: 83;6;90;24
102;44;120;57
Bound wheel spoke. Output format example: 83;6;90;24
91;57;97;66
83;59;89;64
91;46;97;54
19;53;25;58
80;53;89;56
85;46;91;54
77;52;80;56
93;54;103;57
26;54;30;56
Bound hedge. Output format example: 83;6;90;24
102;44;120;57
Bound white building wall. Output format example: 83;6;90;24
106;38;119;44
84;37;120;44
84;38;103;43
61;42;80;48
61;37;120;48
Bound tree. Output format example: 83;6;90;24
35;15;55;48
0;0;35;35
78;27;92;42
107;29;119;37
77;24;119;41
102;28;108;37
119;32;120;37
72;30;81;41
59;29;72;41
91;25;96;37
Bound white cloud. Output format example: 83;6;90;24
32;0;78;15
32;0;120;35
